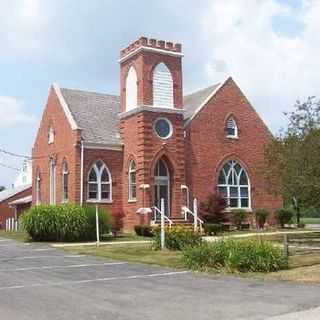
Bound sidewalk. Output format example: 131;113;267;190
268;306;320;320
203;230;315;242
51;240;152;248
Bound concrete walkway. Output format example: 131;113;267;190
268;306;320;319
204;230;316;242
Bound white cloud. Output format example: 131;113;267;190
0;96;35;127
202;0;320;132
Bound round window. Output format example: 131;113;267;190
154;118;173;139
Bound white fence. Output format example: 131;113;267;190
5;218;19;231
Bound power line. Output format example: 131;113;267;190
0;162;21;171
0;148;31;160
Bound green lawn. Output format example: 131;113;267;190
63;242;184;269
301;217;320;224
0;230;30;242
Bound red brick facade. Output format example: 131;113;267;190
32;37;281;230
0;187;32;229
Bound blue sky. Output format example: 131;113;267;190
0;0;319;187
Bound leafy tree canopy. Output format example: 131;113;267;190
265;97;320;212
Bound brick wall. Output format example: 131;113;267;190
185;78;282;224
32;87;81;205
0;187;32;229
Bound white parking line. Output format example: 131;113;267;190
0;270;190;291
0;261;127;272
0;254;84;262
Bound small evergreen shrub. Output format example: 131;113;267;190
134;224;154;237
20;204;113;242
203;223;222;236
153;227;202;250
182;239;288;273
275;208;294;228
232;209;247;229
255;209;269;229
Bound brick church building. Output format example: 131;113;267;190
32;37;281;229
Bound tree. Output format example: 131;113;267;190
199;193;227;223
265;97;320;224
0;186;5;192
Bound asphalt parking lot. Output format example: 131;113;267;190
1;237;320;320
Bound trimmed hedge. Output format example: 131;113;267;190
153;227;202;250
182;239;288;273
20;204;113;242
134;224;154;237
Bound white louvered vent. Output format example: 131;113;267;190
153;63;174;108
126;66;138;111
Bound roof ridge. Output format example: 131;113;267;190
184;83;220;99
61;87;119;99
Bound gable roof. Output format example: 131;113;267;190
0;184;32;203
55;80;227;147
183;83;221;121
60;88;122;146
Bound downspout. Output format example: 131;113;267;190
80;140;84;206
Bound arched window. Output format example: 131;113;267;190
226;117;238;138
128;160;137;201
87;160;112;202
126;66;138;111
49;159;56;204
48;126;55;144
217;160;250;208
153;63;174;108
35;170;41;205
62;161;69;202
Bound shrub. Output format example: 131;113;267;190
182;239;288;273
20;204;113;242
275;208;294;227
134;224;154;237
153;227;202;250
111;211;125;236
231;209;247;229
83;206;113;240
199;193;227;223
255;208;269;229
203;223;222;236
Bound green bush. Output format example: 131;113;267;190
231;209;247;229
255;208;269;229
182;239;288;273
275;208;294;227
153;227;202;250
83;206;113;240
20;204;113;242
203;223;222;236
134;224;154;237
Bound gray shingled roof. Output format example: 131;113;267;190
0;184;31;203
60;84;221;145
61;88;122;146
183;83;220;120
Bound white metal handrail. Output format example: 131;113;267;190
152;206;173;228
182;205;204;232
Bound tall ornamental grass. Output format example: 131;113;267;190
182;239;288;273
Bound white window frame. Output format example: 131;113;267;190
128;160;137;202
49;159;56;205
153;117;173;140
226;117;238;139
217;160;251;210
48;126;55;144
62;161;69;203
153;62;174;108
126;66;138;111
87;160;112;203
